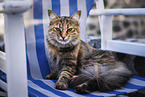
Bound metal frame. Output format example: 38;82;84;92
89;0;145;57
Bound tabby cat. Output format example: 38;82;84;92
45;10;132;94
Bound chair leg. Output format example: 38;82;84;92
5;13;28;97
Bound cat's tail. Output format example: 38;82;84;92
69;62;132;94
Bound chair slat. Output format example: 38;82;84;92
106;40;145;57
90;8;145;15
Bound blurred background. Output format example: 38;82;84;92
87;0;145;40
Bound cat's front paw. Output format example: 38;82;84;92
46;74;57;80
55;80;68;90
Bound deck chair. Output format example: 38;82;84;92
1;0;145;97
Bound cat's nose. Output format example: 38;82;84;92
59;34;66;40
61;36;65;40
61;31;67;40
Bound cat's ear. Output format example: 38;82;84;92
70;10;81;21
48;10;59;21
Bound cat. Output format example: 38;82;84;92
45;10;132;94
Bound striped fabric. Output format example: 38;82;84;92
27;76;145;97
1;0;144;96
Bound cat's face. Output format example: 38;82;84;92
46;10;81;48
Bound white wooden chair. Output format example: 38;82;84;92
1;0;145;97
89;0;145;57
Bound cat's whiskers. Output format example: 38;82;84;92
59;36;69;41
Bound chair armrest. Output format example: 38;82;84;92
0;1;32;14
1;1;32;97
90;8;145;15
106;40;145;57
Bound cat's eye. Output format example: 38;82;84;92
67;28;74;32
54;27;60;31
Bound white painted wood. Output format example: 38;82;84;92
0;1;32;97
95;0;112;49
106;40;145;57
0;1;32;14
0;51;6;73
95;0;104;32
4;13;28;97
96;0;104;9
95;0;104;49
101;15;112;49
77;0;87;42
94;0;145;57
90;8;145;16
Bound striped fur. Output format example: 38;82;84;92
45;10;132;93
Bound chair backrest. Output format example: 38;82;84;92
24;0;95;79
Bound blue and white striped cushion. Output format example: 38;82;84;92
28;76;145;97
23;0;145;96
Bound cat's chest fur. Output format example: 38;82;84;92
46;40;94;73
46;43;78;72
46;43;61;72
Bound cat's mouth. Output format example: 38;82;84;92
57;40;70;44
57;36;71;45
